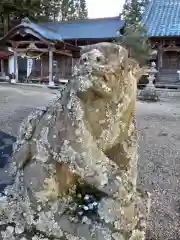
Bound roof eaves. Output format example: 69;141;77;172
26;22;62;41
0;22;62;43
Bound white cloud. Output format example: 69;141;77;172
86;0;125;18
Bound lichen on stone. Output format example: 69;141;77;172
0;42;150;240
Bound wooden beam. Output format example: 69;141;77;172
14;48;49;53
162;47;180;52
55;41;80;52
8;40;48;47
55;50;72;57
13;48;73;56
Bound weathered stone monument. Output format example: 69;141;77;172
0;43;150;240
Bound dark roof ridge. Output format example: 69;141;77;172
40;16;122;25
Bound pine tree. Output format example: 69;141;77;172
59;0;76;21
0;0;49;36
59;0;88;21
0;0;88;36
122;0;148;25
120;0;150;65
40;0;61;22
76;0;88;20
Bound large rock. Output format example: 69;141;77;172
0;42;150;240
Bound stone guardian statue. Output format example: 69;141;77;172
0;42;150;240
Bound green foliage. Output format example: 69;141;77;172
0;0;42;21
0;0;88;36
60;0;77;21
122;0;148;25
77;0;88;20
0;0;46;35
119;0;150;65
120;24;150;65
60;0;88;21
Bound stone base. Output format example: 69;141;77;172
10;79;17;84
48;81;55;87
0;43;150;240
138;86;159;102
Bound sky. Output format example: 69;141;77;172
86;0;125;19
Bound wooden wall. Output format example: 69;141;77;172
56;55;72;79
162;51;180;70
157;51;180;85
41;54;73;79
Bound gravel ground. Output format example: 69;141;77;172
0;85;57;135
0;84;57;189
0;85;180;239
137;99;180;240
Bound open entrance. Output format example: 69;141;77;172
162;51;180;70
158;50;180;85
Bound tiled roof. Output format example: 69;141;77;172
142;0;180;37
1;17;125;42
40;17;125;40
21;21;62;41
0;20;62;42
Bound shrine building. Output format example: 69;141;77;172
0;17;125;84
143;0;180;87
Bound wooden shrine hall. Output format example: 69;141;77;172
0;17;125;83
0;18;80;85
143;0;180;87
0;17;125;85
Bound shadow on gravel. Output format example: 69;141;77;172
0;131;16;192
0;131;16;168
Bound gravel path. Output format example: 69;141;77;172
137;99;180;240
0;85;57;135
0;85;56;190
0;85;180;239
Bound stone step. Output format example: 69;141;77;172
159;73;179;83
155;82;180;89
159;73;178;76
159;77;179;81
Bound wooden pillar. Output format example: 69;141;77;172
158;49;163;69
49;50;54;85
157;48;163;82
14;52;18;82
72;58;74;74
40;57;43;78
71;57;78;75
0;59;4;76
